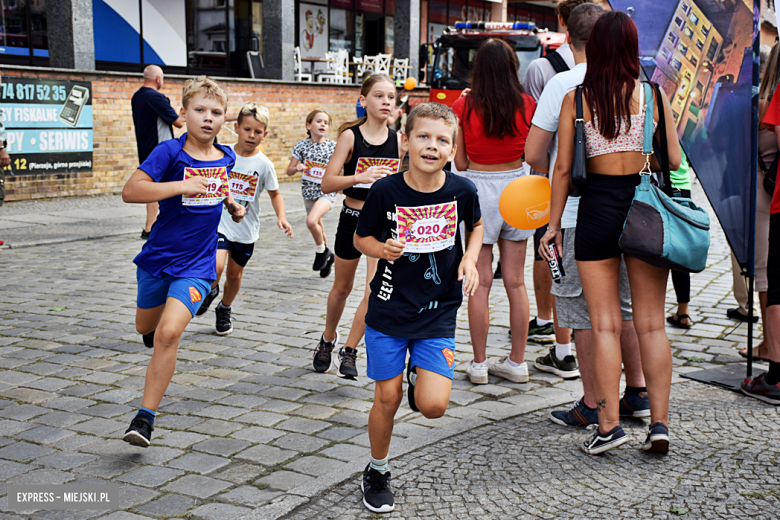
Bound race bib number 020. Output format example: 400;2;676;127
302;160;327;184
354;158;400;189
229;171;258;202
397;201;458;253
183;167;229;206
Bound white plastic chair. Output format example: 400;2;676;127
373;53;392;75
318;50;349;84
294;46;312;82
393;57;409;85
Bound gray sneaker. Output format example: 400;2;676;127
534;346;580;379
741;372;780;405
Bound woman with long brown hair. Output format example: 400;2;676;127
541;11;680;454
452;38;536;385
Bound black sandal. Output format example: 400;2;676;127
666;313;692;329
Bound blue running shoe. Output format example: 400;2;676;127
550;398;598;427
581;425;629;455
641;422;670;454
619;390;651;418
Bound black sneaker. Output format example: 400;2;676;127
362;464;394;513
406;362;419;412
534;346;580;379
641;422;670;454
528;317;555;343
581;425;629;455
215;304;233;336
196;285;219;317
140;228;151;240
123;415;153;447
142;331;155;349
319;252;335;278
493;260;502;279
312;332;339;372
313;247;331;271
335;346;358;380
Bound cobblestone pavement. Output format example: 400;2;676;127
0;181;771;520
0;183;304;248
284;382;780;520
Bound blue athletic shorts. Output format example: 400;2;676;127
136;267;213;317
217;233;255;268
365;325;456;381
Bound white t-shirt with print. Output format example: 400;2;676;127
531;62;587;230
218;144;279;244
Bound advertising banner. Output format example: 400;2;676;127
0;77;93;175
608;0;759;269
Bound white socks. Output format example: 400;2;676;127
555;342;571;360
472;360;487;368
315;243;326;254
536;316;553;326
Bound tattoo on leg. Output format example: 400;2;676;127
596;398;606;412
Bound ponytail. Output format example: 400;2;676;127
338;73;394;135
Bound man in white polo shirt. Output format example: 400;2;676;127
525;2;650;427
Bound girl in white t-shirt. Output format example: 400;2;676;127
287;110;337;277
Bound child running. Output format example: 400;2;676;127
286;109;337;277
354;102;483;512
121;76;245;447
196;103;293;334
314;74;404;380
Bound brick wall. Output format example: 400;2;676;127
1;67;428;201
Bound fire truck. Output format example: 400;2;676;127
428;21;566;106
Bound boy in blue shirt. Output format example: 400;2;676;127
121;76;246;447
354;103;483;513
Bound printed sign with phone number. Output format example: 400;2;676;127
302;160;328;184
354;157;400;189
397;201;458;253
183;166;229;206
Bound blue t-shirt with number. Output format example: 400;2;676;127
356;171;481;339
133;133;236;281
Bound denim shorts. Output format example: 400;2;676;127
365;325;456;381
136;267;213;317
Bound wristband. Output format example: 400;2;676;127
547;227;561;233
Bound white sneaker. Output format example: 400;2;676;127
466;362;489;385
488;356;529;383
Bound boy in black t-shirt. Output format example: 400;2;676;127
354;103;484;513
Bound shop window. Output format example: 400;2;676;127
330;8;354;53
252;0;263;53
0;0;49;62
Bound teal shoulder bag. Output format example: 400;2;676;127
618;82;710;273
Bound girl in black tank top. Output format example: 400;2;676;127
313;73;401;382
342;125;400;201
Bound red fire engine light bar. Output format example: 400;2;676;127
453;21;536;31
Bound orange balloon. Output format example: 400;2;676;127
499;175;551;230
404;77;418;90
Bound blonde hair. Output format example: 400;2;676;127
237;102;270;128
405;102;458;141
760;42;780;102
182;76;229;110
338;73;395;134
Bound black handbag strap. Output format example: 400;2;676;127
650;82;673;196
545;50;570;74
575;85;584;120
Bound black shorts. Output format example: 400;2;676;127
217;233;255;268
575;173;641;261
335;203;362;260
768;213;780;307
533;224;548;261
